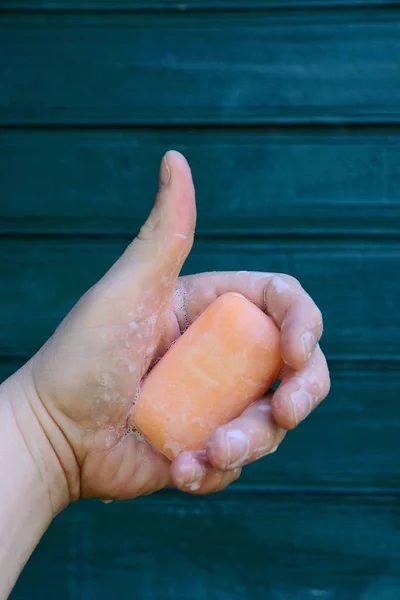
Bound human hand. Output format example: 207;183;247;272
11;151;330;513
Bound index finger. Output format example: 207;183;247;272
174;271;322;369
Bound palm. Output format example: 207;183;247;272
32;271;185;500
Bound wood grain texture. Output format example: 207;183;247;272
0;238;397;359
1;128;399;236
1;10;400;125
1;359;399;492
10;493;400;600
1;0;399;9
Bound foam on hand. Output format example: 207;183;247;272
132;292;283;460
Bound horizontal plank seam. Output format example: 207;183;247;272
2;232;400;244
1;2;400;14
3;117;400;127
3;123;400;133
145;486;400;499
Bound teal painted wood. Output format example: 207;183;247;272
1;0;399;9
1;1;400;598
1;359;399;492
0;239;397;359
10;493;400;600
1;128;399;237
1;10;400;125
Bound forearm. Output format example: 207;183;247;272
0;368;68;599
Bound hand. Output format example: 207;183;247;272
13;151;330;512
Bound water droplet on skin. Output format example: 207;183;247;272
254;444;279;459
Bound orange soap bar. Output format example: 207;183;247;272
132;292;283;460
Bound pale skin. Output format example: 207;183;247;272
0;151;330;598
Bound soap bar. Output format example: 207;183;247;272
132;292;283;460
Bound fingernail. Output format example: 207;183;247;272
289;389;313;424
159;155;170;190
100;499;113;504
225;429;250;468
301;331;315;361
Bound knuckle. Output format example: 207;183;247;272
311;369;331;403
281;273;300;287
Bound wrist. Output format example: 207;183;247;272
0;367;68;597
0;365;72;518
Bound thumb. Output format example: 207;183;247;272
105;150;196;295
134;150;196;276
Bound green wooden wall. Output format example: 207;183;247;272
1;1;399;598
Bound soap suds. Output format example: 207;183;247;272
186;481;201;492
131;379;142;409
125;421;146;442
161;272;175;287
301;330;315;360
127;361;137;373
173;282;189;332
270;274;309;300
271;276;290;294
289;388;313;423
225;429;250;468
163;439;182;459
254;444;278;459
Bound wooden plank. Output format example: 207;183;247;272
11;493;400;599
2;358;399;492
1;0;399;10
0;238;398;359
1;11;400;125
1;128;399;237
242;362;400;491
